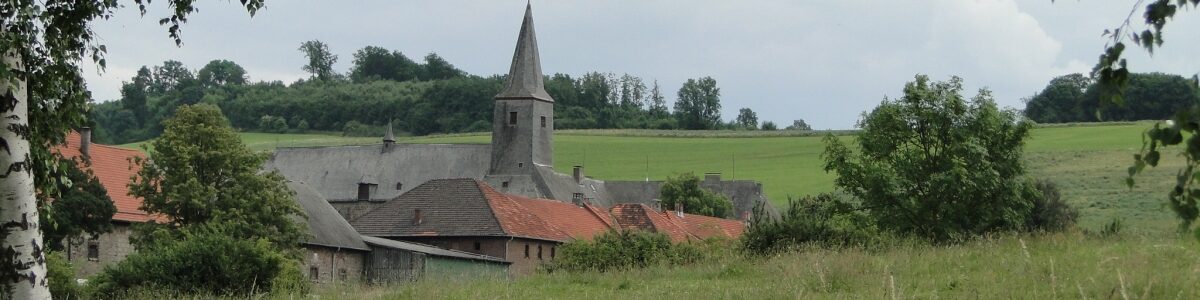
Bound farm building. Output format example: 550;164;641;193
263;3;776;224
52;129;157;279
291;180;509;284
350;178;746;274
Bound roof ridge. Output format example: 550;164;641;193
475;180;572;241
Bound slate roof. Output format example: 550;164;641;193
494;3;553;102
53;132;156;223
289;181;369;251
352;179;614;242
352;178;507;238
361;235;509;264
264;144;490;202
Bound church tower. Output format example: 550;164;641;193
490;3;554;175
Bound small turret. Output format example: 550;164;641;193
383;120;396;149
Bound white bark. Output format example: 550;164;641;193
0;51;50;299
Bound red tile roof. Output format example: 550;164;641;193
663;210;746;240
52;132;156;223
609;203;696;242
501;191;615;241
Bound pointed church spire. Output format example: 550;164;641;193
383;120;396;144
495;2;554;102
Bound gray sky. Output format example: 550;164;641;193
81;0;1200;130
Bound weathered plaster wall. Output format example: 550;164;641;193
66;222;135;279
303;245;366;285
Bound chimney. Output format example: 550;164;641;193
79;127;92;159
651;199;662;212
675;202;684;218
412;209;422;225
572;166;584;183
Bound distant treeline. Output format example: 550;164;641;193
1023;72;1200;123
91;42;805;145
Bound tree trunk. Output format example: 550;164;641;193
0;51;50;299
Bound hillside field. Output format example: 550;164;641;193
120;122;1176;232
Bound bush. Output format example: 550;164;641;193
47;251;83;299
741;193;877;255
1025;179;1078;232
257;115;288;133
90;224;306;297
341;120;386;137
546;230;704;272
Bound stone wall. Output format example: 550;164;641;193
303;245;367;285
66;222;135;279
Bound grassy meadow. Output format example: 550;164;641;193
113;122;1200;299
120;122;1172;231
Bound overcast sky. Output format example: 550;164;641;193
80;0;1200;129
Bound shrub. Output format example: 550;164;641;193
1025;179;1078;232
47;251;83;299
546;230;704;272
741;193;877;255
90;224;305;297
257;115;288;133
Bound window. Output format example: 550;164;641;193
338;269;347;281
551;247;556;258
537;245;543;260
502;181;510;188
518;162;524;168
395;182;403;190
309;266;319;281
540;116;546;127
473;241;481;251
509;112;518;125
524;244;529;258
87;240;99;261
357;183;371;200
572;193;583;203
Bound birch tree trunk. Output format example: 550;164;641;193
0;51;50;299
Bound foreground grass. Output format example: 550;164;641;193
294;232;1194;299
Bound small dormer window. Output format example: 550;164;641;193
509;112;518;125
357;183;371;200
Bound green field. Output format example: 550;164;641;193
120;122;1173;232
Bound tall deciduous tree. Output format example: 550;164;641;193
350;46;420;83
648;80;669;119
736;108;758;130
674;76;722;130
421;53;465;80
298;40;338;81
823;75;1037;242
197;59;248;88
129;104;305;249
0;1;264;298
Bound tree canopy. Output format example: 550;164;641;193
674;77;723;130
298;40;338;81
1024;72;1199;123
823;75;1037;242
659;172;733;218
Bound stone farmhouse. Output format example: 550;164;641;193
264;3;776;225
53;131;511;284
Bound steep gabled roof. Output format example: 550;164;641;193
494;3;553;102
53;132;156;223
289;181;369;251
351;179;614;243
351;178;508;238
